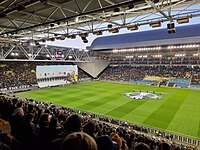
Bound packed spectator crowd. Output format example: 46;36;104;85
0;93;198;150
0;62;90;89
100;65;200;85
1;61;200;89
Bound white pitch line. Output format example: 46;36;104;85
103;99;133;115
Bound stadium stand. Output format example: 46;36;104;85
0;94;199;150
168;78;190;88
99;65;200;88
1;0;200;149
0;62;90;90
1;61;200;90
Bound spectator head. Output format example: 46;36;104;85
121;139;128;150
62;132;97;150
158;142;171;150
49;117;58;128
28;104;34;112
110;133;122;149
65;114;82;132
12;108;24;117
96;135;114;150
24;113;34;124
134;142;150;150
39;113;50;127
12;98;18;105
83;121;95;134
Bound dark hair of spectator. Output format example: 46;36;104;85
62;132;97;150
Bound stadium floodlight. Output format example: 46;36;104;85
81;37;88;43
167;22;176;34
177;16;189;24
143;55;147;58
68;35;76;39
35;41;40;45
75;16;79;22
79;33;88;38
60;35;66;40
153;55;162;58
50;38;55;41
79;33;88;42
11;52;19;56
93;30;103;35
193;53;198;56
56;35;65;40
41;39;46;43
149;21;161;28
107;24;112;28
68;55;73;59
175;54;185;57
126;56;134;58
108;28;119;33
127;25;138;31
50;23;54;28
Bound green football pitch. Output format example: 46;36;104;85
16;81;200;140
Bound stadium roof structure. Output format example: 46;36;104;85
0;0;200;46
88;24;200;50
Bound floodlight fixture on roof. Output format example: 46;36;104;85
167;22;176;34
81;37;88;43
177;16;189;24
41;39;46;43
107;24;113;28
108;28;119;33
56;35;65;40
127;25;138;31
60;35;66;40
50;37;55;41
149;21;161;28
68;35;76;39
93;30;103;35
80;33;88;38
34;41;40;45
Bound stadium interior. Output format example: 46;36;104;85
0;0;200;150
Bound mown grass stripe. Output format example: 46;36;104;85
16;81;200;139
142;90;189;129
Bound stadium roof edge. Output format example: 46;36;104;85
87;24;200;50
